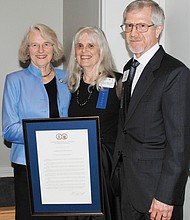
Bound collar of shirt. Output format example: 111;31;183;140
131;43;160;94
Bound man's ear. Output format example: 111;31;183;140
156;25;164;39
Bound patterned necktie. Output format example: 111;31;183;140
123;59;140;116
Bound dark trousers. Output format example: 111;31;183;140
121;196;183;220
118;162;183;220
13;163;64;220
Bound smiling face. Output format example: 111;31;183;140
28;30;54;69
125;6;163;58
75;32;100;73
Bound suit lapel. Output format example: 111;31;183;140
124;46;165;125
126;65;155;122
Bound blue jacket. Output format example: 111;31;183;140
2;64;71;165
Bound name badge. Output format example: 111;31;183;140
96;87;109;109
100;77;115;88
122;70;129;82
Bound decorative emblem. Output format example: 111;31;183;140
56;133;68;140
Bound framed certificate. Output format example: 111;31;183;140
22;116;103;216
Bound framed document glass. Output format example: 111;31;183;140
23;116;103;216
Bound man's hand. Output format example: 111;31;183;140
149;198;174;220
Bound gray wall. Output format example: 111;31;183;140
63;0;101;66
0;0;63;176
165;0;190;68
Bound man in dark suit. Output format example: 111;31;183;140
111;0;190;220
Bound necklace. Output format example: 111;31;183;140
42;67;52;77
76;85;95;106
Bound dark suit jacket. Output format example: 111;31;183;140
111;46;190;212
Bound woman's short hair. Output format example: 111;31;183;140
19;23;64;64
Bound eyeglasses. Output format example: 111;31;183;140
120;23;154;33
28;42;54;50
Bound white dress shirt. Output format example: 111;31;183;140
131;43;160;94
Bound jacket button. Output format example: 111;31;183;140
123;129;127;134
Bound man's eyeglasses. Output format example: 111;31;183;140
28;42;54;50
120;23;154;33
